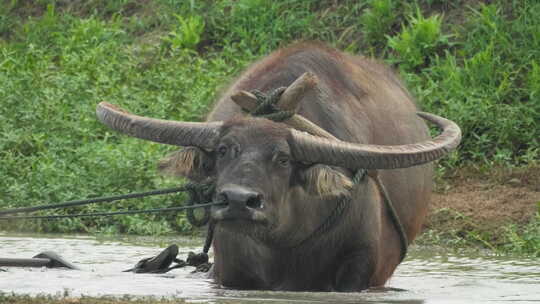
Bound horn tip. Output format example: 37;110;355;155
97;102;130;115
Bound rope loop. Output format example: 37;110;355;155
184;179;216;227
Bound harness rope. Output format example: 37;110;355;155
285;169;367;250
0;182;219;226
0;187;187;216
0;202;223;221
369;171;409;262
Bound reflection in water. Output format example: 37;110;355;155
0;233;538;304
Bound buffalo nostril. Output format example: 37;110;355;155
246;194;263;209
217;193;228;205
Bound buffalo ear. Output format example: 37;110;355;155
158;147;214;182
300;164;353;197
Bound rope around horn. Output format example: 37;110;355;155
250;87;295;121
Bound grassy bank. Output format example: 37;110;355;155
0;1;538;254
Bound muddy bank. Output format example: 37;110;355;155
423;166;539;245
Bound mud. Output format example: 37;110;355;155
425;166;539;238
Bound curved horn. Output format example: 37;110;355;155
96;102;222;150
289;112;461;170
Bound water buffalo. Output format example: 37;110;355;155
96;43;461;291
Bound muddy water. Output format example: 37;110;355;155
0;233;538;303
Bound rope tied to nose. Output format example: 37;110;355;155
0;187;188;216
183;179;216;255
0;183;223;223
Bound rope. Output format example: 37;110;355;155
203;221;215;254
0;181;218;227
0;202;224;221
368;170;409;262
286;170;367;249
282;168;408;263
0;187;188;216
290;193;350;249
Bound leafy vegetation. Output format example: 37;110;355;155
502;210;540;256
387;8;450;70
417;208;540;257
0;0;538;254
360;0;399;48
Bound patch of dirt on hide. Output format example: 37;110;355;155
425;166;540;236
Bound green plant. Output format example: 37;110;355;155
502;210;540;257
388;8;450;70
360;0;399;47
528;61;540;101
162;14;205;51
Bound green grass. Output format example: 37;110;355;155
417;208;540;257
0;0;538;247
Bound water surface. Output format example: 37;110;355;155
0;233;538;303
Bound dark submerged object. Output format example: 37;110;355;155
124;244;211;273
0;251;79;270
96;43;461;291
124;244;179;273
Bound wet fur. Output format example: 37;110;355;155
158;147;214;181
301;165;353;197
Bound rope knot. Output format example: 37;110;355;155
250;87;294;122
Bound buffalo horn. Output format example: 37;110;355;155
96;102;222;150
231;91;337;140
289;112;461;170
277;72;318;112
231;78;337;140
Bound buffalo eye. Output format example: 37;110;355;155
217;144;240;159
232;145;240;158
217;145;228;158
275;153;290;168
